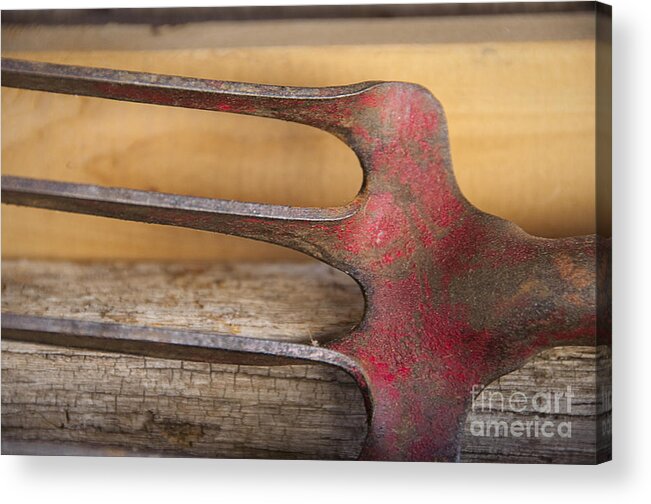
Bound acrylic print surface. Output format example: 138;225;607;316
0;2;611;463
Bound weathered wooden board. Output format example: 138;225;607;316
1;261;610;462
461;346;611;464
1;341;368;460
2;14;599;262
1;260;363;343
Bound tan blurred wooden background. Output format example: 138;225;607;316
1;11;605;261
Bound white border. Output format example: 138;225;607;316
1;1;649;502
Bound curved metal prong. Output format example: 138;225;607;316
1;175;358;263
1;313;367;375
1;58;381;140
1;58;457;186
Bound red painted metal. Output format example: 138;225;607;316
1;58;609;461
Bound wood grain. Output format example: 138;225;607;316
1;261;611;462
1;13;596;51
1;341;367;460
2;35;597;260
1;260;363;344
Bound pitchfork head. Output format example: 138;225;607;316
1;58;609;461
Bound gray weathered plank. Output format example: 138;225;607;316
1;260;610;462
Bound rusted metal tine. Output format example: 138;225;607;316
0;58;380;128
1;175;356;260
1;313;368;385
